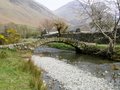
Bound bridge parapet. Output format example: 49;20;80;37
0;37;96;52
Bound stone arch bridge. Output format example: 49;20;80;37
0;37;96;53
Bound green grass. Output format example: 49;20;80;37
96;44;120;49
96;44;120;55
47;42;75;50
96;44;108;49
0;49;46;90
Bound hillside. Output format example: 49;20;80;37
54;0;91;31
0;0;56;27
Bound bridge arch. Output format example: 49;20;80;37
34;41;77;51
32;38;86;53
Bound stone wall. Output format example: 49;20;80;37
0;42;34;50
61;31;120;44
43;30;120;44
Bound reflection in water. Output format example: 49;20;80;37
34;46;114;64
34;46;120;90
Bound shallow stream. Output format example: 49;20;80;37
33;46;120;90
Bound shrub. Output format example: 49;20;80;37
5;29;20;44
0;29;21;45
76;28;81;32
0;51;8;58
0;34;8;45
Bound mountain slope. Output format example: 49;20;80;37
54;0;91;31
0;0;56;27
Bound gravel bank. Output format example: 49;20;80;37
32;55;117;90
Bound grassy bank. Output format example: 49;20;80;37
96;44;120;54
0;49;46;90
47;42;75;50
81;44;120;61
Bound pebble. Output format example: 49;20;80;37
32;55;118;90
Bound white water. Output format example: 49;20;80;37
32;55;117;90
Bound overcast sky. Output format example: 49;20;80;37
35;0;115;11
35;0;73;10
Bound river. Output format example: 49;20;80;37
32;46;120;90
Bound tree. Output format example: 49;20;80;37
78;0;120;55
54;19;68;37
41;19;54;33
89;2;114;31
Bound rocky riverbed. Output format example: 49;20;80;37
32;55;119;90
